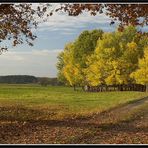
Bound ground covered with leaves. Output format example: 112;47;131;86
0;94;148;144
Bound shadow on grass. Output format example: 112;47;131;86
0;110;147;144
0;100;147;131
0;96;148;144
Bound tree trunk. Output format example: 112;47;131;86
82;86;85;91
146;84;148;92
73;85;76;91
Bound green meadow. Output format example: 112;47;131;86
0;84;147;121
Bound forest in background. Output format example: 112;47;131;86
0;75;63;86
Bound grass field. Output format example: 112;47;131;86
0;84;147;121
0;84;148;144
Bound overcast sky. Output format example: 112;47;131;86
0;3;147;77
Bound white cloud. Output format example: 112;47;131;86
31;4;113;33
31;49;62;56
0;52;25;61
0;49;61;77
38;12;111;31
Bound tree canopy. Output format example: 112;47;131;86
57;29;104;88
131;47;148;85
0;3;50;52
57;26;148;90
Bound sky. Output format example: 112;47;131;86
0;3;147;78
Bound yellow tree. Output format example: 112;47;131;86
131;47;148;92
94;26;147;85
57;30;103;88
105;60;129;85
94;32;127;85
84;55;106;86
59;42;83;90
63;63;82;90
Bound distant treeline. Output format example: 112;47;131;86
37;77;64;86
0;75;37;84
0;75;64;86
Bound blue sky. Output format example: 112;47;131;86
0;4;147;77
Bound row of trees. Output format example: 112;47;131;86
0;75;37;84
57;26;148;91
38;77;64;86
0;75;64;86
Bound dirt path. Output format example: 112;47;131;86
0;96;148;144
85;96;148;124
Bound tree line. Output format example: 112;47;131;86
57;26;148;92
0;75;63;86
0;75;37;84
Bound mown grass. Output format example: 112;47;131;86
0;84;147;121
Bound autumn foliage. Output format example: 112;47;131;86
0;4;148;51
57;26;148;91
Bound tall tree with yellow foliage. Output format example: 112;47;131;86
85;26;147;86
131;47;148;92
57;29;103;88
